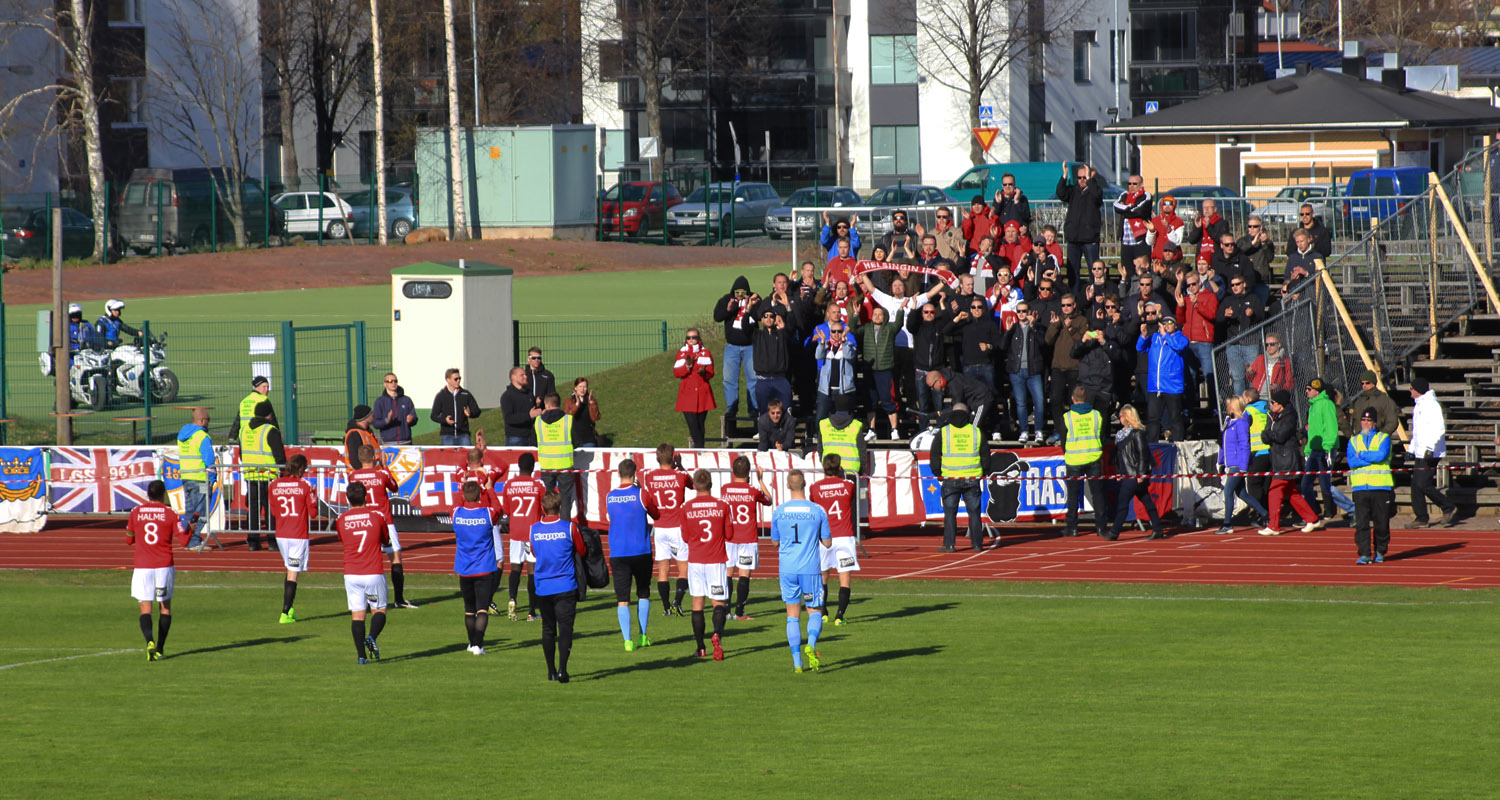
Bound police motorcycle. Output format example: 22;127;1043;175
96;299;180;404
38;303;115;409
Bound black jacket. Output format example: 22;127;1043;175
500;384;535;443
1070;333;1116;394
1263;408;1304;472
1287;219;1333;260
1238;234;1276;282
943;310;1001;370
752;324;792;377
526;364;556;408
998;322;1045;375
1216;292;1265;340
937;368;993;410
1055;176;1103;243
993;191;1032;230
906;305;951;370
430;386;480;437
756;410;797;452
1114;427;1152;476
929;409;993;476
1211;251;1258;287
713;276;758;347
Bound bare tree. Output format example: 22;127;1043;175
0;0;108;259
1302;0;1469;64
370;0;387;244
612;0;697;181
909;0;1087;166
260;0;306;190
150;0;262;248
443;0;469;238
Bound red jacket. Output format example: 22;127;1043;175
961;207;1000;253
824;256;857;288
1176;290;1219;343
1150;213;1184;261
997;236;1032;273
1246;354;1294;396
673;344;717;413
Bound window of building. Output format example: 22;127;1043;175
108;0;143;25
1110;30;1127;83
358;131;375;183
872;125;920;175
598;40;624;81
108;77;144;126
870;35;918;85
1074;120;1096;163
1133;11;1196;62
1073;31;1094;83
1029;121;1049;161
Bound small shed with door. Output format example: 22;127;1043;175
390;260;514;411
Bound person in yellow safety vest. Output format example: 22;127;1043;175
232;376;273;443
930;403;991;552
241;400;286;552
818;403;868;476
533;392;577;521
1061;385;1108;538
1346;407;1394;564
176;407;216;551
1241;388;1273;518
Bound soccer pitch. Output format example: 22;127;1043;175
3;569;1498;797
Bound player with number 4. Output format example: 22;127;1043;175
809;453;859;626
336;482;391;664
720;455;773;620
772;470;832;673
126;480;190;662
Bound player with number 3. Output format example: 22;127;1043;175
679;469;732;661
126;480;190;661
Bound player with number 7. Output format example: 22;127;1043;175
336;481;391;664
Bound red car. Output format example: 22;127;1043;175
600;181;683;237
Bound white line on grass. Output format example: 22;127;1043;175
855;590;1498;607
0;649;134;671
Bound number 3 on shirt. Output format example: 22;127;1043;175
698;519;714;542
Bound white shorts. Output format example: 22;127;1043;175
344;574;388;612
508;539;536;565
687;562;729;601
381;524;402;554
278;538;311;573
653;526;688;563
819;537;861;573
724;541;759;572
131;567;175;603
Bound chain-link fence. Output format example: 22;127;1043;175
1210;142;1500;421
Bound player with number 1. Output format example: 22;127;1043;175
771;470;832;672
126;480;190;661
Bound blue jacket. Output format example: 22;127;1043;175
68;320;97;352
1345;429;1392;491
1220;414;1251;470
820;224;861;262
1135;329;1189;393
371;388;418;444
175;423;218;483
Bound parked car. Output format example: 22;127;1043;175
600;181;683;237
343;187;417;239
944;161;1097;206
1162;185;1254;225
865;184;951;235
1;207;98;261
763;186;864;239
1343;167;1427;236
1258;184;1337;226
116;167;282;255
272;191;355;239
665;182;780;237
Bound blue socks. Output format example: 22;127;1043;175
617;605;632;642
787;616;803;668
808;611;824;648
637;599;650;635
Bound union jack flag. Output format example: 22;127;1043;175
49;447;156;513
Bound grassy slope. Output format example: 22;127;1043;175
1;570;1497;797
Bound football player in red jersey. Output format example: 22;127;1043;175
500;453;547;621
349;446;416;609
642;443;693;615
719;455;772;620
269;455;318;623
126;480;189;661
681;469;731;661
808;453;859;626
337;481;391;664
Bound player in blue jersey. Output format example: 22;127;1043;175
453;481;503;654
771;469;832;673
530;491;586;683
604;459;660;651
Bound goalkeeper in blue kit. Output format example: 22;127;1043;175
770;469;832;672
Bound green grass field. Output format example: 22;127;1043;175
3;569;1498;797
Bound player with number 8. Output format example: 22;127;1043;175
126;480;190;661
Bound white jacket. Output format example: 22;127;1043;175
1409;390;1447;459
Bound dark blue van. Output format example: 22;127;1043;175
1343;167;1427;232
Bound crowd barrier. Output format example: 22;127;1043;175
0;440;1442;535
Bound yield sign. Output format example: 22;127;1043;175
972;127;1000;153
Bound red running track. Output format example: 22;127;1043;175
5;517;1499;588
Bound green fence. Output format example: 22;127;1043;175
0;317;389;446
515;319;687;387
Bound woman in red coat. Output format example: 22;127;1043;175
674;328;716;447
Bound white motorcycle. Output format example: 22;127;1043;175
109;334;180;404
38;346;115;409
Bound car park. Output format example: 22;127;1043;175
116;167;282;254
865;184;950;235
1;207;98;261
343;187;417;239
1342;167;1427;236
272;191;356;239
665;182;780;237
600;181;683;237
1162;185;1254;224
1258;184;1337;226
763;186;863;239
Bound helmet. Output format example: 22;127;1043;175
106;299;126;314
67;302;83;315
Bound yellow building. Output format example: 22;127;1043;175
1104;66;1500;199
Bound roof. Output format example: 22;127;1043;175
1105;68;1500;135
390;261;513;277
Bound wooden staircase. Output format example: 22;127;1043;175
1409;312;1500;511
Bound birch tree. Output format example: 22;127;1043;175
370;0;387;244
443;0;469;239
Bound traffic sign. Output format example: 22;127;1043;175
1144;101;1159;114
972;127;1000;154
978;104;994;122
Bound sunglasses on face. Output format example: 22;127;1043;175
1060;302;1075;307
922;310;936;316
1104;304;1118;310
1186;281;1199;287
384;378;398;383
1128;180;1141;185
1301;213;1313;217
761;312;775;319
685;335;699;341
1247;223;1261;229
528;355;542;360
1230;280;1245;287
836;224;848;230
1002;182;1015;187
1221;242;1235;247
937;215;950;220
1267;342;1280;348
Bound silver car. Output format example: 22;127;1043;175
1258;184;1336;226
865;185;951;235
666;182;781;238
763;187;864;239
